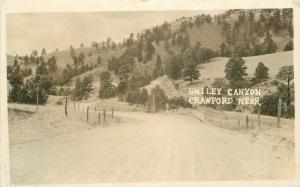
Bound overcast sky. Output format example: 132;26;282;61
7;10;225;56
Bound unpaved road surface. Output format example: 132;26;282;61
10;112;294;184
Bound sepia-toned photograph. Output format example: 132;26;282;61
4;7;295;185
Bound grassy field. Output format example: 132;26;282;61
199;51;293;81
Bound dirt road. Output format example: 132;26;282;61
10;112;294;184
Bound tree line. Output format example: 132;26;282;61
207;54;294;118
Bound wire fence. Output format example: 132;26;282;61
64;99;146;126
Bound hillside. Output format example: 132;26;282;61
200;50;293;81
187;23;225;50
44;47;126;69
7;9;294;109
145;51;293;98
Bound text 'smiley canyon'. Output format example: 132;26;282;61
188;88;261;105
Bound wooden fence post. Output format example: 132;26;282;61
103;108;106;125
277;98;282;128
36;85;39;111
98;112;101;126
258;104;261;127
112;106;114;119
65;97;68;117
246;115;248;130
87;106;89;123
238;119;240;131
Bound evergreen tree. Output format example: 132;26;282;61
99;71;116;99
254;62;269;84
81;75;93;99
99;81;116;99
117;80;128;96
47;56;58;73
71;78;82;100
8;62;23;102
219;42;231;57
183;60;200;83
152;55;164;79
70;45;75;57
41;48;47;56
276;65;294;106
225;55;248;84
262;31;277;54
36;59;48;76
283;41;293;51
165;55;183;80
144;40;155;61
97;56;102;65
78;52;85;64
107;56;120;74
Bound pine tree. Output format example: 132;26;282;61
165;55;183;80
283;41;293;51
276;65;294;106
183;60;200;83
152;55;164;79
225;55;248;84
47;56;58;73
262;31;277;54
70;45;75;57
8;62;23;102
117;80;128;96
41;48;47;56
254;62;269;84
36;59;48;76
99;71;116;99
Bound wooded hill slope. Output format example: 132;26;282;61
7;9;294;117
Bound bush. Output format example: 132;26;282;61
253;93;279;117
168;96;191;109
253;93;294;118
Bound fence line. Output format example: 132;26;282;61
62;98;284;131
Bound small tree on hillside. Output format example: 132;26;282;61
225;55;248;87
71;78;82;100
183;60;200;84
81;75;93;98
262;31;277;54
36;60;48;76
70;45;75;57
47;56;58;73
8;61;23;102
152;55;164;79
144;40;155;61
165;55;183;80
276;65;294;107
283;41;293;51
254;62;269;84
117;80;128;96
97;56;102;65
99;71;116;99
41;48;47;56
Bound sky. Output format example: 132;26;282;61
7;10;225;56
